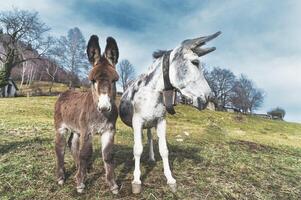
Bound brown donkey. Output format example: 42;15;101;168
54;35;119;194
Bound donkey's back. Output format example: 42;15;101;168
54;90;91;131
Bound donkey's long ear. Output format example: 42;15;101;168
104;37;119;66
87;35;101;65
182;31;221;57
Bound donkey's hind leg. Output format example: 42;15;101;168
101;130;118;194
156;118;177;192
147;128;155;162
75;132;93;193
68;132;80;168
55;130;67;185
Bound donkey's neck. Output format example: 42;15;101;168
145;58;165;92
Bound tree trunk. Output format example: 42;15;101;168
49;80;54;94
20;62;27;90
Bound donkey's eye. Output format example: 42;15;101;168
191;59;200;67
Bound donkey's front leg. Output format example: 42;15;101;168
101;130;118;194
147;128;155;162
75;132;93;193
157;118;177;192
132;115;143;193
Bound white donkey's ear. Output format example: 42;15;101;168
87;35;101;66
104;37;119;66
182;31;221;57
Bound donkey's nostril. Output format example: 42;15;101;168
98;106;111;112
207;92;214;101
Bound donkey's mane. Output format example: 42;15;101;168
152;50;172;59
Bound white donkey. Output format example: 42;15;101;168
119;31;221;193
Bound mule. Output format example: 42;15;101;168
54;35;120;194
119;31;221;193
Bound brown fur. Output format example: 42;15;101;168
54;35;120;193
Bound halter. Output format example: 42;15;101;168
162;52;176;115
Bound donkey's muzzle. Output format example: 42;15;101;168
97;94;112;112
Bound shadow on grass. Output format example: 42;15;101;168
0;137;52;155
80;142;204;197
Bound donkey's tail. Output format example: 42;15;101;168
67;132;74;149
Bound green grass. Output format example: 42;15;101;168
0;96;301;199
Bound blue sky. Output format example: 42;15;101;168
1;0;301;123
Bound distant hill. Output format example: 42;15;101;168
0;34;69;85
14;81;88;96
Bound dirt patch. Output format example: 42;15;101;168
229;140;273;153
233;114;246;123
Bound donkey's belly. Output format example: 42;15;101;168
119;98;133;127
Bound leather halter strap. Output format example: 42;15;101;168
162;52;176;115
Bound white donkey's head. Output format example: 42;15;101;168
168;31;221;109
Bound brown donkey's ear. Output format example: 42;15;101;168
113;70;119;81
104;37;119;66
87;35;101;65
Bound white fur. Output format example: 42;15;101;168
71;133;79;153
147;129;155;161
58;123;80;136
101;131;113;151
120;39;215;191
157;119;176;184
98;93;111;111
58;123;68;135
132;115;143;184
76;183;85;193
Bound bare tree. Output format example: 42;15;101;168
0;9;51;88
117;59;135;91
205;67;236;110
231;75;264;113
56;27;88;88
43;38;62;93
44;60;59;93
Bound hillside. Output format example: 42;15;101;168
15;81;88;96
0;96;301;199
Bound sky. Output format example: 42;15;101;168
1;0;300;123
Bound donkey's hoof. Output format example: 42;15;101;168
111;185;119;194
111;188;119;195
132;183;142;194
76;183;85;193
57;179;64;185
148;158;156;163
168;183;177;192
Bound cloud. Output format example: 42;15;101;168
0;0;300;122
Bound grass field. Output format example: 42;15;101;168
0;96;301;199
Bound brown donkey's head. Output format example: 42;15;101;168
87;35;119;112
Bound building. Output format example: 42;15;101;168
0;78;18;97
